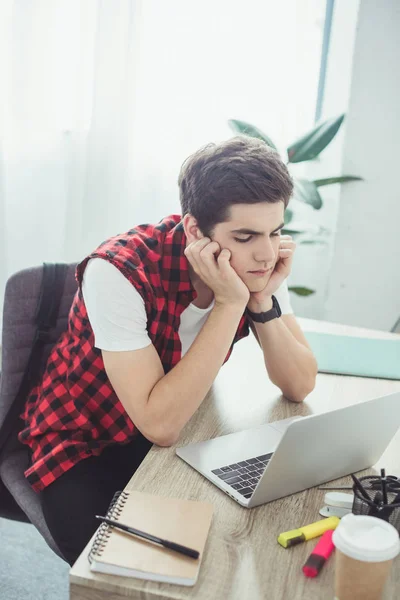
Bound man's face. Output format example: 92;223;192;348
210;202;285;293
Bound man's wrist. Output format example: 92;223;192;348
247;296;273;313
246;295;282;324
213;300;247;318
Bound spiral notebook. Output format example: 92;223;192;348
88;490;213;586
304;331;400;380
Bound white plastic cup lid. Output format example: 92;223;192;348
332;514;400;562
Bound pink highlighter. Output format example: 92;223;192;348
302;529;335;578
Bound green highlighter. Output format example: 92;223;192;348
277;516;340;549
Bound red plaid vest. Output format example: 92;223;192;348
18;215;249;491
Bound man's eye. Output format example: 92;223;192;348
271;231;281;237
234;236;252;243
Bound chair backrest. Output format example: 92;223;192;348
0;263;78;437
0;263;78;540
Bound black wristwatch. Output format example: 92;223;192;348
246;295;282;323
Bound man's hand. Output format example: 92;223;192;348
247;235;296;312
184;238;250;309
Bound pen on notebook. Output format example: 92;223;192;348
95;515;200;559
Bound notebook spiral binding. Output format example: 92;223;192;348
88;490;130;563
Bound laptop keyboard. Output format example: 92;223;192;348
211;452;274;499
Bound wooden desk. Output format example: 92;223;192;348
70;318;400;600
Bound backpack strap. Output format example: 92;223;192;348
0;263;68;455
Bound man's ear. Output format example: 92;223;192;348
182;214;204;243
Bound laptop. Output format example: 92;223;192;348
176;391;400;508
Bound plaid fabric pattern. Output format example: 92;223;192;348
18;215;249;492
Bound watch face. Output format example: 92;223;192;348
272;295;282;317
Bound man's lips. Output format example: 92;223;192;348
248;267;272;274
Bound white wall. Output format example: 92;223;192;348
323;0;400;331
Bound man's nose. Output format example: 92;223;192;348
254;239;276;265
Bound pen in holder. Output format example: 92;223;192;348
351;470;400;534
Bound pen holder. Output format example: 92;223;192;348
352;475;400;534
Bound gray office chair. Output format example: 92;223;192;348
0;263;78;560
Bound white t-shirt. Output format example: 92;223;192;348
82;258;293;355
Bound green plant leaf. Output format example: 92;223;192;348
293;178;323;209
298;238;327;245
283;220;322;236
228;119;278;150
287;114;345;163
282;226;307;235
313;175;363;187
288;286;315;296
284;208;293;224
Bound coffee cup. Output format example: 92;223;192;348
332;513;399;600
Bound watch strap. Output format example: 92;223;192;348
246;295;282;323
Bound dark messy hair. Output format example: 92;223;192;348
178;135;293;236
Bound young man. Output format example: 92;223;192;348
18;136;317;565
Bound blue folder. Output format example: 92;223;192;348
304;331;400;380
